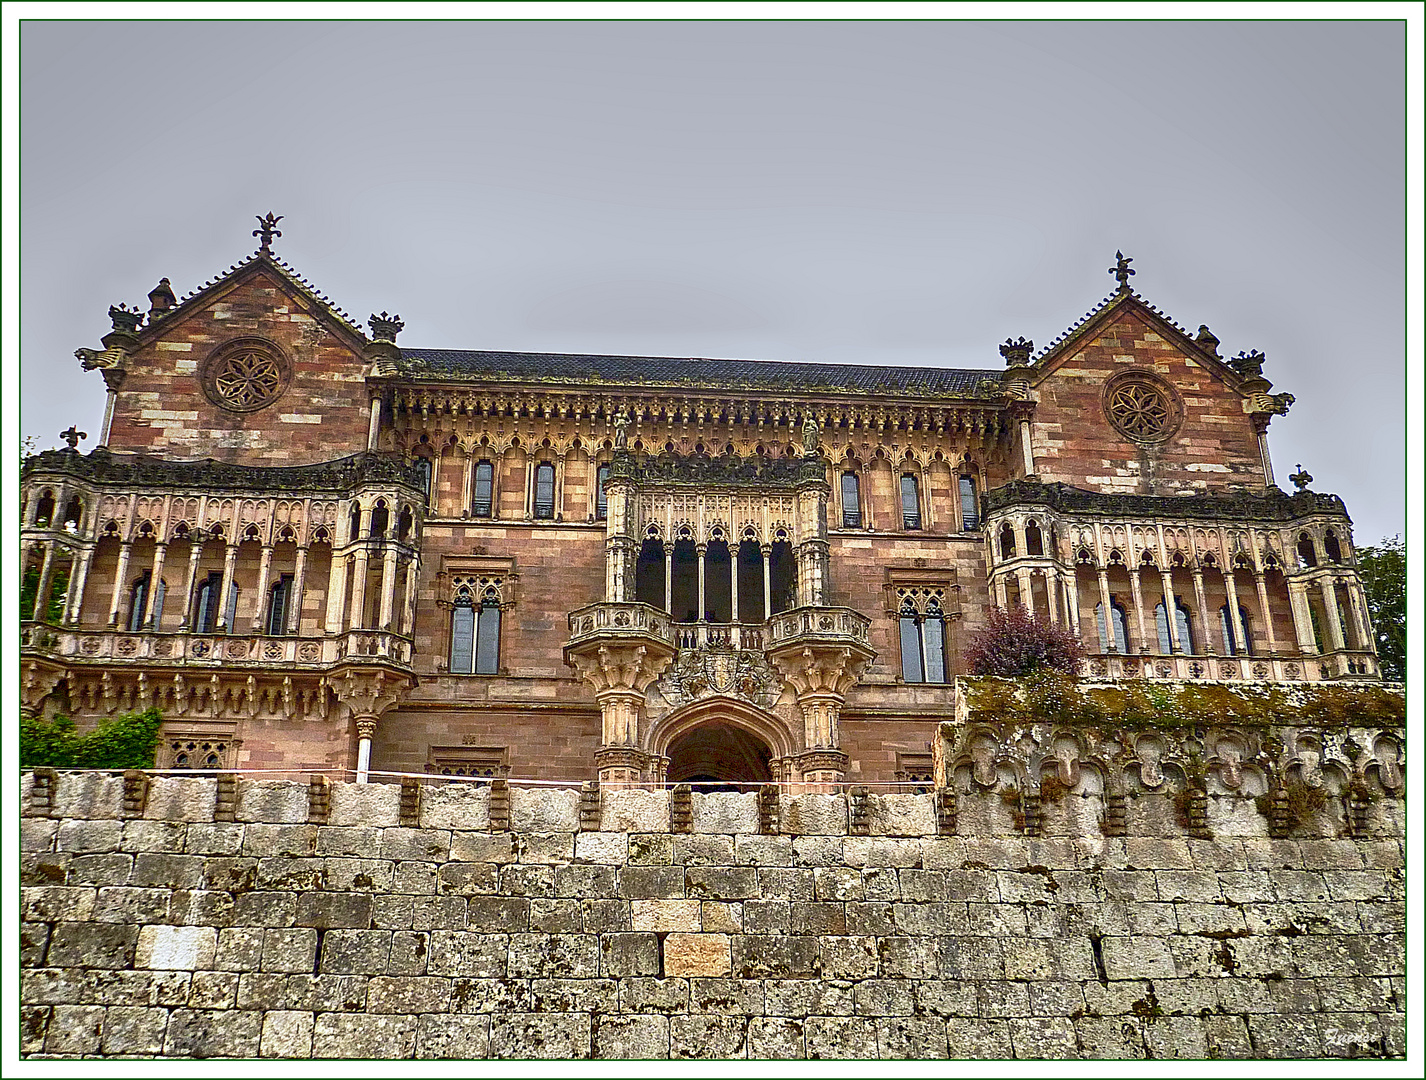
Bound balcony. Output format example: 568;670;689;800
21;624;414;668
671;620;766;651
1081;649;1379;683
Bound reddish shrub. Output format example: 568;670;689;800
965;605;1083;677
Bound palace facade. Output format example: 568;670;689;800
20;221;1382;788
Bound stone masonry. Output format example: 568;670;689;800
20;771;1405;1060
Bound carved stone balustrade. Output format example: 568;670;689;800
935;675;1405;839
1080;650;1379;682
30;626;414;669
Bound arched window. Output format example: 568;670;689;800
999;523;1017;560
533;462;556;519
840;472;861;528
128;572;164;632
472;461;494;518
369;502;389;538
899;474;921;530
958;475;979;531
595;463;611;521
267;575;294;636
1095;600;1129;653
1297;533;1318;569
899;599;948;684
1025;521;1044;557
1155;599;1195;654
413;457;433;504
1219;605;1253;656
1324;529;1343;563
193;572;230;634
450;587;502;675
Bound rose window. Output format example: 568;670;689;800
1107;380;1173;441
201;339;290;413
215;351;282;408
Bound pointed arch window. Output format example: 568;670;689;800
899;474;922;530
472;461;494;518
840;472;862;528
596;463;611;521
413;457;433;504
450;585;502;675
127;572;164;632
534;462;556;519
1219;605;1253;656
898;597;948;684
1155;599;1195;654
1095;600;1129;653
958;475;979;531
267;575;294;636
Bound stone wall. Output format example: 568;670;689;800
20;773;1404;1060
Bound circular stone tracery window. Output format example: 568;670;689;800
1104;372;1180;444
201;338;291;413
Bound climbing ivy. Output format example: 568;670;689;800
20;707;163;770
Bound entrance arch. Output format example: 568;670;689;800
647;696;798;788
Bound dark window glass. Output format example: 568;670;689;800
414;458;433;503
1098;600;1129;652
268;575;293;636
195;572;223;633
922;615;946;683
959;476;979;531
534;463;555;519
473;462;494;518
476;605;501;674
128;572;151;632
450;603;475;674
900;475;921;530
999;524;1016;559
596;464;611;520
841;473;861;528
899;616;924;682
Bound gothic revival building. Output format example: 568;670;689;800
20;220;1383;788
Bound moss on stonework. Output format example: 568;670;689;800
959;673;1404;728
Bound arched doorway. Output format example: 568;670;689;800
665;722;773;792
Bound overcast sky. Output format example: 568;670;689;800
17;18;1407;543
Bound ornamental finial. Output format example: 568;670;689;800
254;212;284;253
999;336;1034;366
1288;464;1313;492
368;312;405;342
60;425;87;451
1109;250;1135;291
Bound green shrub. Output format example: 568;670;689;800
20;707;163;770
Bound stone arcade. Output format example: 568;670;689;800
21;224;1386;788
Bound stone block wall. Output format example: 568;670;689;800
20;774;1405;1060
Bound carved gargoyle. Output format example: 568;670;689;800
75;346;126;370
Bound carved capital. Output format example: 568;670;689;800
21;659;66;716
330;666;411;721
567;642;675;697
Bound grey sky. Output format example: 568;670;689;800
19;19;1406;543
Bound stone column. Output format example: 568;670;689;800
367;395;383;451
994;574;1008;611
761;544;772;620
567;639;676;789
287;546;309;634
1043;573;1059;625
355;718;377;784
1224;571;1249;655
1321;579;1347;652
401;557;420;637
1016;568;1034;617
1253;572;1279;654
1128;568;1148;653
108;541;133;627
144;541;169;628
1064;570;1083;639
768;637;873;794
1158;570;1182;653
216;542;239;631
98;387;118;447
348;505;373;630
378;542;399;630
1096;568;1117;652
1343;576;1371;654
696;543;707;622
324;551;350;634
1286;580;1318;654
65;544;95;625
1190;568;1211;654
33;542;56;622
179;540;203;629
730;548;739;624
251;544;275;632
663;542;674;615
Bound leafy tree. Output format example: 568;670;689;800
20;707;163;770
965;605;1084;677
1356;535;1404;682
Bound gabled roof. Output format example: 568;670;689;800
134;250;369;352
1027;285;1247;390
395;348;1002;399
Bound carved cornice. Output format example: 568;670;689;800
981;479;1350;524
22;448;429;498
612;450;827;489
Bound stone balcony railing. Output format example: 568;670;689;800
765;605;874;652
1080;649;1379;682
565;601;676;651
671;620;767;651
19;623;414;668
